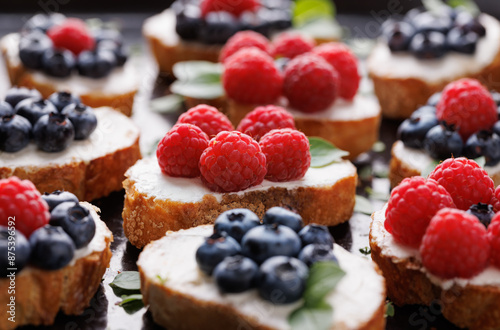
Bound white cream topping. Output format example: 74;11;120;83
138;225;385;330
1;33;139;96
367;14;500;84
126;157;356;204
372;204;500;290
0;107;139;169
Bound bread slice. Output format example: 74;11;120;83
370;205;500;329
138;225;386;330
0;107;141;201
0;202;113;330
368;14;500;119
1;33;138;117
123;157;357;248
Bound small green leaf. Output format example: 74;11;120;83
372;141;386;153
385;301;395;317
474;156;486;168
170;80;224;99
156;275;168;285
150;94;184;114
110;271;141;291
303;262;345;307
295;18;342;41
421;160;440;178
172;61;223;81
119;294;143;306
309;137;349;168
293;0;335;27
365;187;390;202
289;301;332;330
354;195;373;215
359;247;371;255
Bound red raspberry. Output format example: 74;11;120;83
420;208;490;279
283;53;339;113
312;42;360;100
200;0;260;17
47;18;95;55
220;31;271;63
491;186;500;212
384;176;455;248
259;128;310;182
428;157;494;210
488;212;500;268
223;48;283;105
199;131;267;192
237;105;296;141
177;104;234;138
156;124;209;178
271;33;315;59
0;177;50;238
436;79;497;140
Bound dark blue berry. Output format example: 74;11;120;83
199;11;240;44
0;102;15;117
383;21;415;52
423;124;463;159
18;30;53;69
0;114;32;152
467;203;494;228
214;208;260;242
22;13;65;33
454;11;486;36
15;98;57;125
4;87;41;108
94;29;123;47
258;256;308;304
427;92;442;107
241;224;301;264
77;50;117;79
48;91;81;112
298;244;337;267
175;5;203;40
49;202;96;249
463;130;500;166
411;12;453;34
413;105;437;117
97;41;128;66
42;190;79;211
240;11;269;36
196;232;241;275
404;8;423;23
0;226;31;277
266;8;292;31
61;103;97;140
397;112;439;149
33;112;75;152
213;255;259;293
298;224;334;247
409;31;447;59
41;48;75;78
262;207;303;232
447;27;478;54
29;225;75;270
492;120;500;135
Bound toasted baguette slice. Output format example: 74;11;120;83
0;202;113;330
389;140;500;187
1;33;138;116
123;157;357;248
368;14;500;119
0;107;141;201
370;205;500;330
138;225;386;330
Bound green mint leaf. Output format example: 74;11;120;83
354;195;373;215
447;0;480;15
110;271;141;291
119;294;143;306
385;301;395;317
295;18;342;41
309;137;349;168
474;156;486;168
293;0;335;27
359;247;371;255
303;261;345;307
421;160;440;178
289;301;332;330
150;94;184;114
156;274;168;284
119;294;145;314
172;61;223;81
372;141;386;153
170;80;224;99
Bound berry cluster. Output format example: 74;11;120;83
398;78;500;165
173;0;292;45
382;6;486;59
384;157;500;279
196;207;338;303
19;13;128;78
156;104;311;192
0;177;96;275
221;31;360;112
0;87;97;153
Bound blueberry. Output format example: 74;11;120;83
411;12;453;34
214;208;260;242
382;21;415;52
77;50;117;79
491;91;500;106
409;31;447;59
240;11;270;36
0;114;32;152
258;256;308;304
423;124;463;159
33;112;75;152
427;92;442;107
42;190;79;212
196;232;241;275
454;11;486;37
15;98;57;125
41;48;75;78
175;4;203;40
262;207;303;232
298;224;334;247
22;13;66;32
29;225;75;270
18;30;53;69
0;226;30;277
404;7;423;22
97;40;128;66
447;27;479;54
266;8;292;31
397;112;439;149
467;203;494;228
493;120;500;135
48;91;81;112
0;102;15;117
213;255;259;293
463;130;500;166
298;244;337;267
199;11;240;44
49;202;96;248
4;87;41;108
413;105;437;117
94;29;123;47
241;224;301;264
61;103;97;140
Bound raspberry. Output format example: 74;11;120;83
220;31;271;63
199;131;267;192
283;53;339;113
271;33;315;59
259;128;310;182
491;186;500;212
384;176;455;248
0;177;50;238
312;42;360;100
223;48;283;105
428;157;494;210
436;78;497;140
201;0;260;17
488;212;500;268
177;104;234;138
156;124;209;178
420;208;490;279
237;105;295;141
47;18;95;55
